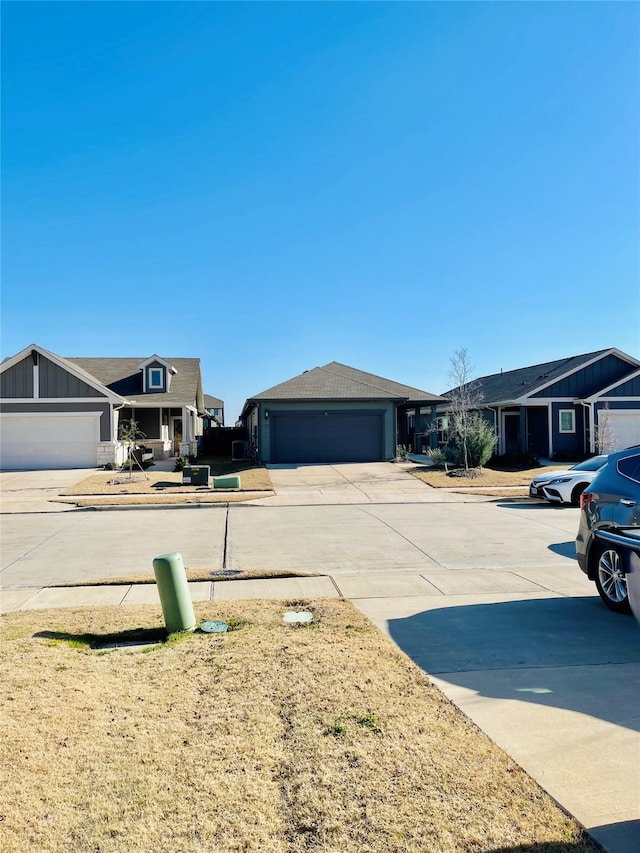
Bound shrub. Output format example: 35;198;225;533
425;447;447;465
395;444;411;461
447;413;497;469
173;455;189;472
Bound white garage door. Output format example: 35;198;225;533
0;414;99;470
608;410;640;451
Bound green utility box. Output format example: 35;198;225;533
182;465;210;486
152;552;196;633
213;475;241;489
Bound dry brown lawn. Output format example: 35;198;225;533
410;465;569;496
63;467;273;495
59;468;274;507
55;568;314;587
1;600;599;853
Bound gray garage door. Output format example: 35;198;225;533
271;412;383;463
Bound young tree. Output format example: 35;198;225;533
119;418;147;480
595;404;616;454
445;348;496;472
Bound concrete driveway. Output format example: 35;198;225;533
259;461;484;504
0;468;94;513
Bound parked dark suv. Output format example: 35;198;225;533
576;446;640;613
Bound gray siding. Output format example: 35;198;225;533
1;356;34;398
0;402;111;441
532;355;633;399
40;356;104;398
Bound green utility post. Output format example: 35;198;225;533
152;552;196;633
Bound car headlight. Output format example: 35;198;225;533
547;477;572;485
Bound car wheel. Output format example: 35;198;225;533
569;483;588;506
594;546;632;614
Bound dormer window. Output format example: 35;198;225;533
148;367;164;390
138;355;177;393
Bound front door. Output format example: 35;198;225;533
504;413;521;455
171;417;183;455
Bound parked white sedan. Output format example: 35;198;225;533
529;455;609;506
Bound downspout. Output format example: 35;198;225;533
579;401;593;455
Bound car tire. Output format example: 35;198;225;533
593;545;632;614
570;483;589;506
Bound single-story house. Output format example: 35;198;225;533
0;344;206;470
241;361;444;464
439;348;640;459
203;394;225;427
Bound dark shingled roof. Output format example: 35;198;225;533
442;350;612;404
67;357;203;407
246;361;443;406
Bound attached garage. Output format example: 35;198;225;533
242;361;444;465
607;411;640;451
0;414;99;470
271;411;383;463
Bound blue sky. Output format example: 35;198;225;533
2;1;638;421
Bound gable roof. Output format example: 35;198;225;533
442;349;640;405
244;361;443;411
204;394;224;408
0;343;125;401
67;357;203;407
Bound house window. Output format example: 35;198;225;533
559;409;575;434
148;368;163;390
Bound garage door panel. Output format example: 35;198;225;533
607;411;640;452
272;413;383;463
0;415;98;470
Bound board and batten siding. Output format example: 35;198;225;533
0;401;112;441
605;375;640;397
0;356;34;398
531;355;634;399
39;356;104;398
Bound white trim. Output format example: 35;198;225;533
558;409;576;434
118;401;193;408
0;344;125;401
522;349;640;399
583;366;640;401
148;367;163;390
0;410;102;421
0;397;119;404
589;396;640;404
548;406;554;457
138;355;177;373
33;361;39;399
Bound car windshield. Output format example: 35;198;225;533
569;457;607;472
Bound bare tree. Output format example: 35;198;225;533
447;349;483;472
595;404;616;454
119;418;147;480
445;349;496;473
